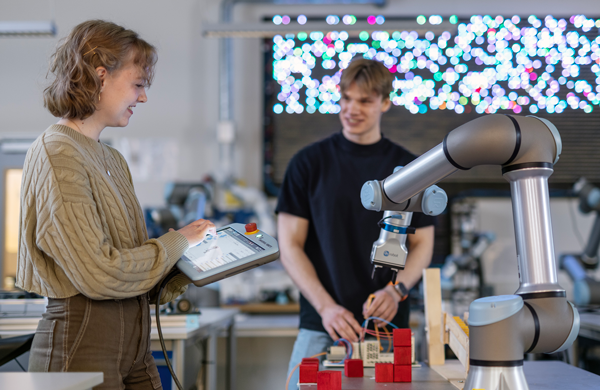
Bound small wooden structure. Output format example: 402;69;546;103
422;268;470;375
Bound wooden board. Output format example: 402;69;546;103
423;268;445;366
445;316;469;372
221;303;299;313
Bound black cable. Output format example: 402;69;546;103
14;357;26;372
377;215;404;229
377;215;416;234
156;271;183;390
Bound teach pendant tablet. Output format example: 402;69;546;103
176;223;280;287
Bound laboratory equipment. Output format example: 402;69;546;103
361;114;579;390
441;199;496;314
570;177;600;269
559;177;600;305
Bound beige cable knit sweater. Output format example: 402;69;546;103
17;125;191;304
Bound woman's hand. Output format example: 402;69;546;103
170;219;216;247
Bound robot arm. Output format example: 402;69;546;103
362;114;560;208
368;163;448;281
363;114;563;296
362;114;577;390
370;210;414;283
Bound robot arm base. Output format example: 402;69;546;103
466;295;579;390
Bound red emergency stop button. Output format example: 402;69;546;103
245;223;258;235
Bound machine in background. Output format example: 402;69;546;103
441;198;495;315
560;177;600;306
145;178;276;239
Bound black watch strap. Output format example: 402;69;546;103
394;282;409;301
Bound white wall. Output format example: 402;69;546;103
1;0;224;207
1;0;599;211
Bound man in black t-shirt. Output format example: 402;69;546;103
276;59;435;386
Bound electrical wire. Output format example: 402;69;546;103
377;214;404;229
361;316;399;342
383;326;392;353
363;316;399;328
362;329;392;340
374;321;381;350
333;338;353;360
364;294;377;344
285;352;326;390
156;271;183;390
362;328;393;351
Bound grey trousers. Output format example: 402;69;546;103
28;293;162;390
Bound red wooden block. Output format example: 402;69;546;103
394;364;412;382
393;328;412;347
302;358;320;365
299;363;318;383
344;359;363;377
317;370;342;390
394;346;412;365
375;363;394;383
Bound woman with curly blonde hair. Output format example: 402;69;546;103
18;20;214;389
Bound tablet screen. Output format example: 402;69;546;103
182;227;265;273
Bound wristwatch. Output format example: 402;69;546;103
394;282;409;302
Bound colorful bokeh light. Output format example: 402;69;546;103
271;14;600;115
343;15;357;25
326;15;340;25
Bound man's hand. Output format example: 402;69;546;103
362;286;400;328
320;303;363;342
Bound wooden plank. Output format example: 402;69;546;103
445;315;469;373
423;268;445;365
430;359;467;389
221;303;299;313
442;313;450;345
446;316;469;351
448;333;469;371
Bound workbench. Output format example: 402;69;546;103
234;313;299;337
150;308;238;390
298;360;600;389
0;372;103;390
0;308;238;390
299;364;456;389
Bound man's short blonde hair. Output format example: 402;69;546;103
44;20;157;120
339;59;394;99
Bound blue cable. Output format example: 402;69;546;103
362;316;399;329
333;338;353;362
